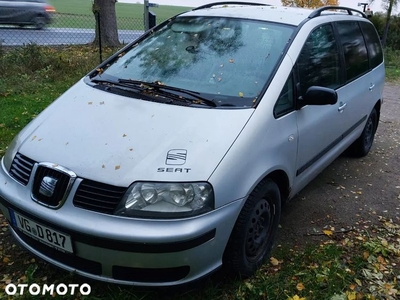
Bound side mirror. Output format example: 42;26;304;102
301;86;338;106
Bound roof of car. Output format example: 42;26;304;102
181;4;365;26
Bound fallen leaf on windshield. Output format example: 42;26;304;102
229;59;234;63
239;92;244;98
115;165;120;170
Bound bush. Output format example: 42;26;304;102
370;12;400;50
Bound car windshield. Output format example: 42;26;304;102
98;16;294;108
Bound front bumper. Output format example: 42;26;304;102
0;158;244;286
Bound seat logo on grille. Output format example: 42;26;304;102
39;176;58;197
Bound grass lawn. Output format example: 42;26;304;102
46;0;191;29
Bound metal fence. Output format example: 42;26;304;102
0;12;153;46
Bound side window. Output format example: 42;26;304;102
297;24;340;97
359;21;384;69
274;73;294;118
336;22;369;82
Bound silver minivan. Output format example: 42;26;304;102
0;3;384;286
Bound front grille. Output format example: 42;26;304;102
9;153;36;185
73;180;127;214
32;166;71;207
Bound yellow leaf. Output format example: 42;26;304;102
346;291;356;300
270;257;279;266
239;92;244;98
296;282;305;291
2;257;9;263
323;230;333;236
377;256;385;264
288;295;306;300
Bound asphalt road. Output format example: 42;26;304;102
0;27;143;46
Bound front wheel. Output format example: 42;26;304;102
33;16;46;30
347;108;378;157
223;179;281;277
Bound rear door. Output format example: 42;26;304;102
0;0;15;23
333;21;373;135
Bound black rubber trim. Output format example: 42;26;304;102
112;265;190;282
296;115;367;176
193;2;269;10
0;197;216;253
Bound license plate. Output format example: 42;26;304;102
9;209;73;254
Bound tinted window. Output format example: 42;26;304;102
359;21;383;69
336;22;369;81
297;24;340;97
99;17;294;108
274;73;294;118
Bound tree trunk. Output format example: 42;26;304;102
93;0;120;47
382;0;395;48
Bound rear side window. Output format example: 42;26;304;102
336;22;369;82
296;24;340;97
359;22;383;69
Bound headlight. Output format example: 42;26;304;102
3;135;19;171
115;182;214;218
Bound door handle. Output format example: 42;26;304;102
369;84;375;91
338;102;347;112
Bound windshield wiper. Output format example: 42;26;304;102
118;79;217;107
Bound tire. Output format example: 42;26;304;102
32;16;46;30
223;179;281;277
347;108;378;157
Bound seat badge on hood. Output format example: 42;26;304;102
166;149;187;165
158;149;191;173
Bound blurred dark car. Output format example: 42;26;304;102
0;0;55;29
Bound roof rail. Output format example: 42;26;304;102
309;6;367;19
193;2;270;11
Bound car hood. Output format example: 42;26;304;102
17;80;254;187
